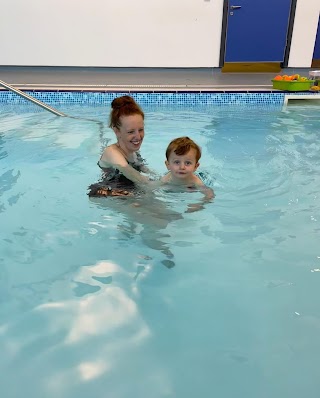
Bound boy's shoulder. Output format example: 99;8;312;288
160;172;171;184
192;174;205;186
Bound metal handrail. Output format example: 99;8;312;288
0;79;108;147
0;79;66;117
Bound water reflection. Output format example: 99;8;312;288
0;169;20;196
89;193;184;269
0;133;7;161
0;264;153;397
0;132;22;214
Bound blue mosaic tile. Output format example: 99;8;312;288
0;90;318;107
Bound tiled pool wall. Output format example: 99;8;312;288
0;90;319;107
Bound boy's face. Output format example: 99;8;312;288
165;148;199;181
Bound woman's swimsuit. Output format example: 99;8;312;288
88;153;144;197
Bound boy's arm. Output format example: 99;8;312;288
200;185;215;201
186;185;215;213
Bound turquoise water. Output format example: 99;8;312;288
0;102;320;398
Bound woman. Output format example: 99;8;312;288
88;95;154;197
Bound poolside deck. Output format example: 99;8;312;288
0;66;315;92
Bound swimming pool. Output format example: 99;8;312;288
1;92;320;398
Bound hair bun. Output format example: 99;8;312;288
111;95;134;110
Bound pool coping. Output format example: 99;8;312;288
0;83;280;93
1;83;320;95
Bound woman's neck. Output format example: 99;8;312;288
116;142;135;162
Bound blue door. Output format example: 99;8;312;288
312;17;320;61
225;0;292;63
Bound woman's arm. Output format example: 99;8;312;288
99;146;152;186
139;164;159;177
117;163;151;185
134;152;159;178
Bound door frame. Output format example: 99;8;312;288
219;0;297;68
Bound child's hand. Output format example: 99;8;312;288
201;186;215;200
185;203;205;213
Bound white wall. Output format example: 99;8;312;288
288;0;320;67
0;0;319;68
0;0;223;67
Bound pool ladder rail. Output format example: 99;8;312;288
0;79;109;148
0;79;67;116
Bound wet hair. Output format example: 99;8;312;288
165;136;201;162
109;95;144;129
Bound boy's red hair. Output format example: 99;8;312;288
166;136;201;162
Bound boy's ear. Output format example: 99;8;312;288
165;160;170;170
195;162;200;170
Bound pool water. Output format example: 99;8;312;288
0;102;320;398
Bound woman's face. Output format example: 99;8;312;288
115;114;145;154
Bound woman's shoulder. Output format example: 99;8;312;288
100;144;128;168
101;143;118;158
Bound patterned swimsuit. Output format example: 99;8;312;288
88;152;144;197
